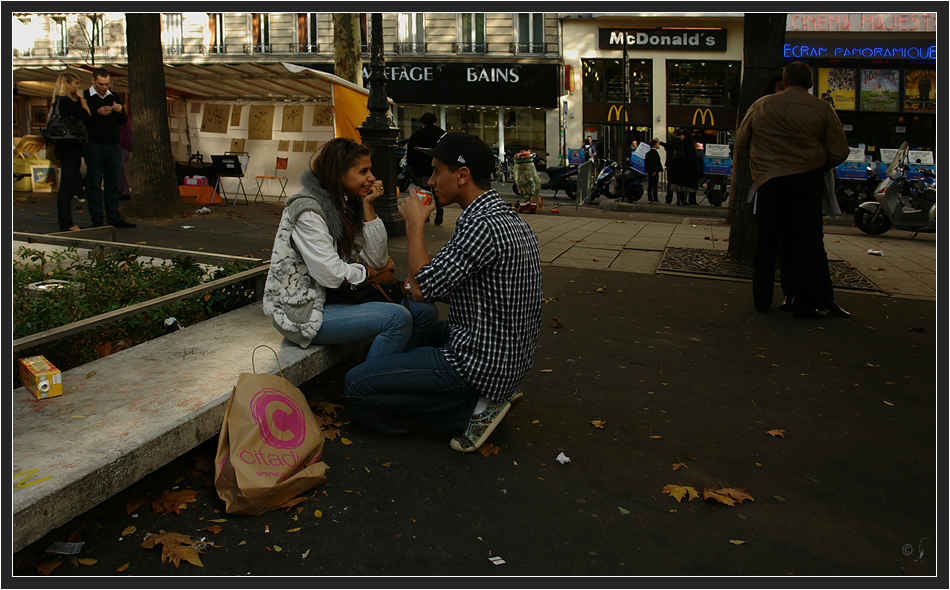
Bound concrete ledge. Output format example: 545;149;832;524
12;301;370;553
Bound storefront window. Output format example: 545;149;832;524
583;59;652;104
666;60;741;107
503;107;546;153
445;106;500;149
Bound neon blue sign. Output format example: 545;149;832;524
784;43;936;60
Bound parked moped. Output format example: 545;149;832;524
854;142;936;236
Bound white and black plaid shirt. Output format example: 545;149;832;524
416;190;542;402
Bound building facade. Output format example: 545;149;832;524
13;12;937;178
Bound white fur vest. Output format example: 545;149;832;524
262;170;362;345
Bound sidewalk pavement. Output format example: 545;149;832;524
10;187;940;576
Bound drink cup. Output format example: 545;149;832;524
412;188;432;206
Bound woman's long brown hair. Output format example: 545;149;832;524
309;138;371;258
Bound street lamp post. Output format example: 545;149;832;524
357;13;404;237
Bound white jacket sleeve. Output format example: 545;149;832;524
292;211;366;288
358;216;389;269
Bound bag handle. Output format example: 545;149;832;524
251;345;284;378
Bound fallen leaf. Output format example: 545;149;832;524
273;545;283;552
869;267;886;271
596;286;607;293
36;560;62;575
550;317;563;328
275;496;309;511
767;429;785;438
77;558;97;566
141;531;204;568
704;487;755;506
123;499;147;515
201;525;222;534
662;484;699;503
883;400;894;406
340;437;353;445
287;527;301;533
539;369;553;373
314;509;323;519
590;419;606;429
618;507;630;515
116;562;130;572
121;525;137;536
479;444;500;457
208;518;228;523
152;489;199;515
729;540;747;545
672;462;688;471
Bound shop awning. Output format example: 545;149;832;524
12;61;377;103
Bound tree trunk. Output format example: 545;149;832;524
333;14;363;86
727;14;787;263
125;13;189;219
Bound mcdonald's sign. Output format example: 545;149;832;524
607;104;628;122
692;108;714;126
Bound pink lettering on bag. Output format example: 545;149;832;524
249;388;307;449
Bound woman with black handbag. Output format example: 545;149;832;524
264;138;440;362
50;72;90;231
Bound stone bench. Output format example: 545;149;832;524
12;301;369;553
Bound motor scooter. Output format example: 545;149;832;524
701;174;729;206
854;142;936;236
583;160;645;203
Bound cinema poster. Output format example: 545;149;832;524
904;69;936;112
860;69;900;112
818;67;856;111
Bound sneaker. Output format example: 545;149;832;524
110;219;137;228
449;399;511;453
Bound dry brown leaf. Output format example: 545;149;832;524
141;531;204;568
152;489;199;515
704;487;755;506
596;286;607;293
36;560;62;575
662;484;699;502
201;525;223;535
121;525;136;536
591;420;606;429
550;317;563;328
116;562;130;572
767;429;786;438
479;443;500;457
672;462;688;471
123;499;147;515
729;539;747;545
77;558;97;566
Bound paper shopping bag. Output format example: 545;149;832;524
214;355;328;515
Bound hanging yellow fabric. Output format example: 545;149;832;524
332;83;370;143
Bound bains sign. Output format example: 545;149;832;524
599;28;727;51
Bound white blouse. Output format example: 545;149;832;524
291;210;388;289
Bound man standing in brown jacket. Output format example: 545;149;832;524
734;61;851;318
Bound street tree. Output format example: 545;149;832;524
333;14;363;86
124;12;189;219
727;13;788;263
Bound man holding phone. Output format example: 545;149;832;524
84;68;135;228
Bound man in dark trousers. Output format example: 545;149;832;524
734;61;851;319
644;138;663;202
406;112;446;225
83;68;135;228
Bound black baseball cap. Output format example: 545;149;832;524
416;132;495;180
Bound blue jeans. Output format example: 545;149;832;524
312;299;439;360
344;320;480;432
84;142;122;225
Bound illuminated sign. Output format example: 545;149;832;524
599;28;727;51
692;108;714;126
607;104;628;122
783;42;936;60
787;13;936;32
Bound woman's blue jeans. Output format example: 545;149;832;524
344;320;479;432
312;299;439;360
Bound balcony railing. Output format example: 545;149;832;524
293;42;320;54
244;43;272;54
162;44;185;56
510;42;550;55
454;42;487;54
394;42;426;55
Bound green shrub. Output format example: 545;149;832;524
13;246;257;388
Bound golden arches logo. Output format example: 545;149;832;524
607;104;628;122
692;108;714;126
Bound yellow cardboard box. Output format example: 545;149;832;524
18;355;63;400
